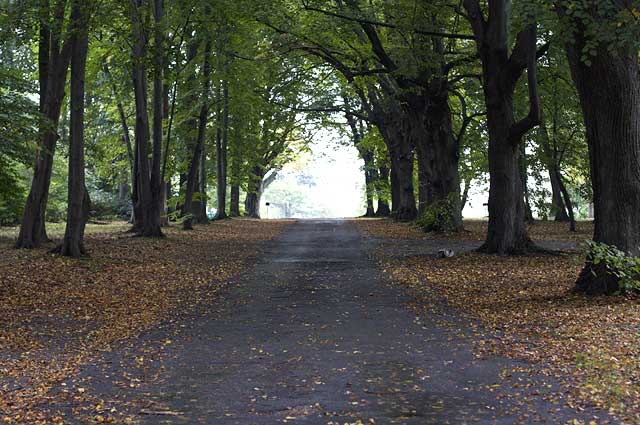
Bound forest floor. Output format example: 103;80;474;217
0;219;290;423
0;218;624;424
356;219;639;424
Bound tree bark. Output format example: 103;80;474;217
375;165;391;216
55;0;90;257
16;0;73;248
230;184;240;216
379;123;417;221
520;144;535;224
464;0;542;254
408;88;463;231
362;150;376;217
215;78;230;219
149;0;165;231
538;125;570;222
182;35;212;230
244;166;263;218
555;169;576;232
565;19;640;294
129;0;163;237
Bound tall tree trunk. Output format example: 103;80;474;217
550;170;569;221
55;0;90;257
381;123;417;221
464;1;541;254
149;0;165;231
344;104;377;218
555;169;576;232
103;63;135;220
230;185;240;216
244;166;263;218
362;150;376;217
130;0;163;237
565;23;640;294
215;78;230;219
195;147;209;223
16;0;73;249
409;89;463;231
538;125;570;222
229;149;241;217
520;145;535;223
416;148;428;215
182;36;212;230
461;179;471;211
376;165;391;217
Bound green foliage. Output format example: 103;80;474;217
0;159;26;225
586;241;640;294
416;193;459;233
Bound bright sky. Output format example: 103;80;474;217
262;127;490;219
261;129;366;218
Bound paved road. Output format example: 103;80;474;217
74;220;612;424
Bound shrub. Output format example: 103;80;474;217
417;193;458;232
585;240;640;294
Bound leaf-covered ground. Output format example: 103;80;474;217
0;219;290;423
356;219;639;424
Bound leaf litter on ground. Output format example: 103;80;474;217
0;219;291;423
356;218;639;425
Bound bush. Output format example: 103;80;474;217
0;162;26;226
417;193;458;232
585;240;640;294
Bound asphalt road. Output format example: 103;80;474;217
70;220;613;424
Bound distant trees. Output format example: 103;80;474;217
2;0;640;294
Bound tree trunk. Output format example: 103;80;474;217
362;150;376;217
416;149;428;215
130;0;163;237
520;145;535;224
381;123;417;221
550;170;569;221
244;192;260;219
409;89;463;231
376;165;391;217
555;169;576;232
16;1;73;249
565;30;640;294
244;166;263;219
230;184;240;216
464;1;541;254
55;0;90;257
194;147;209;223
182;36;212;230
461;179;471;211
215;78;230;220
149;0;165;232
538;125;570;222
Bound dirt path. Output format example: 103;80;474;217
61;220;613;424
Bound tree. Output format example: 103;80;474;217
129;0;163;237
463;0;543;253
54;0;91;257
16;0;74;248
558;0;640;294
182;19;213;230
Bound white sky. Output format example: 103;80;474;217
262;127;490;219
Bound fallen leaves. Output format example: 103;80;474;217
0;219;290;422
356;219;640;424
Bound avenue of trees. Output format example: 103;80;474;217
1;0;639;294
